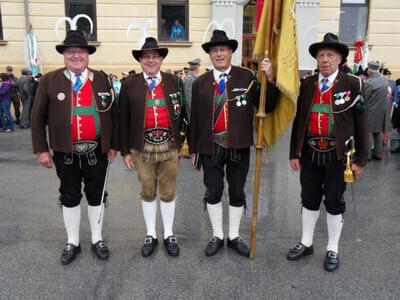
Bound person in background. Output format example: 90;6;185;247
6;66;20;125
365;61;389;160
183;58;201;118
111;74;121;103
170;19;185;40
0;73;15;132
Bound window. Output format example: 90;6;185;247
65;0;97;41
0;7;3;40
339;0;369;44
158;0;189;42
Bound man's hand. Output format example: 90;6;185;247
108;149;117;163
261;58;275;83
290;159;300;171
351;163;363;181
37;152;53;169
191;154;200;171
123;154;135;169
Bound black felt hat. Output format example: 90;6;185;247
309;33;348;64
132;37;168;62
56;30;96;54
201;30;238;53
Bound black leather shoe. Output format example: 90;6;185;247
324;251;339;272
227;237;250;257
61;243;81;265
163;235;180;257
141;236;158;257
205;237;224;257
91;241;109;261
287;243;313;261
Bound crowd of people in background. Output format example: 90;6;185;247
0;66;41;132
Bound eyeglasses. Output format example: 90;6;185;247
141;55;162;61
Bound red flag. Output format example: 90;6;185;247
256;0;265;30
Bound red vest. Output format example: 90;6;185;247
214;82;228;132
308;85;334;137
145;83;171;128
72;78;99;141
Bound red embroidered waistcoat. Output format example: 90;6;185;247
72;78;100;141
308;85;334;137
145;83;171;129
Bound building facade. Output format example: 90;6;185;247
0;0;399;78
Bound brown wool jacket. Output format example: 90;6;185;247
189;66;280;155
31;68;119;154
289;72;369;166
118;72;187;156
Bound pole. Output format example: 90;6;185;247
98;158;110;223
249;0;275;259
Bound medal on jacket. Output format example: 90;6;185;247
235;94;247;107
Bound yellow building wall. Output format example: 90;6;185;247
318;0;400;78
0;0;212;77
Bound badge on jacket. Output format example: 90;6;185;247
334;91;351;105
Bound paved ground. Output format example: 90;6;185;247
0;128;399;300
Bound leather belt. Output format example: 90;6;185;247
144;127;172;145
307;136;336;153
72;140;98;155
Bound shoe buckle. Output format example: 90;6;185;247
144;237;153;244
64;244;72;251
169;236;177;244
295;244;302;250
328;251;337;258
237;237;245;243
98;241;106;248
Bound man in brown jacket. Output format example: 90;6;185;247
189;30;279;258
287;33;369;272
31;30;119;265
119;37;187;258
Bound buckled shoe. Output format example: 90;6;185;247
287;243;314;261
61;243;81;265
141;236;158;257
324;251;339;272
205;237;224;257
91;241;109;261
163;235;180;257
227;237;250;257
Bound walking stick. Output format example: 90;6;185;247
98;158;110;223
249;0;275;259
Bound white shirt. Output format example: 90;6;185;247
318;69;338;89
213;66;232;83
143;71;161;86
68;69;88;85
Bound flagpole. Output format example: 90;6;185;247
250;0;275;259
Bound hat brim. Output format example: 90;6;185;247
309;42;349;64
132;48;169;62
201;40;238;54
56;44;96;55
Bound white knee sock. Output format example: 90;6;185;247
229;205;243;240
160;199;176;239
327;212;343;253
207;202;223;239
62;205;81;246
88;204;104;244
142;200;157;238
300;207;320;247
